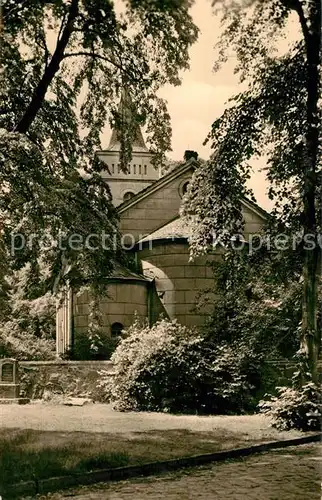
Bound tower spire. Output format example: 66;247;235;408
108;89;147;152
98;88;158;206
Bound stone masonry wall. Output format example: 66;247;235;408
120;171;193;242
19;360;115;401
18;359;321;402
139;242;222;327
73;282;149;335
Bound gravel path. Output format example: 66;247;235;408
29;444;322;499
0;403;308;441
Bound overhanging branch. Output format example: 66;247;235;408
14;0;79;134
63;51;123;71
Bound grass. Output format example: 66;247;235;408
0;426;256;486
5;419;313;488
0;430;129;487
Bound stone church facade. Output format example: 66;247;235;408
56;117;267;356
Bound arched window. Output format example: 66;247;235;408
123;191;135;202
144;165;147;175
111;322;124;337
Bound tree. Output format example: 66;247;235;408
0;0;198;298
182;0;321;382
203;242;318;359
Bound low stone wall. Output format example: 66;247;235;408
267;360;322;382
17;359;322;403
19;360;115;401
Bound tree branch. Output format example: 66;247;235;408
57;11;68;41
14;0;79;134
63;51;123;71
63;51;143;84
291;0;310;49
35;30;50;69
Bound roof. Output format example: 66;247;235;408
136;217;249;247
107;128;148;153
137;216;194;244
107;90;149;153
240;196;270;219
110;261;152;282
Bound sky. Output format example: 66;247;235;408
157;1;297;211
159;0;238;161
82;0;298;212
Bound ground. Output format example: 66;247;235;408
0;402;311;437
1;404;320;497
27;444;321;499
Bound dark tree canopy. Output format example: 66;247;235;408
0;0;199;297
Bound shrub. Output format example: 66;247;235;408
66;330;120;360
259;383;321;431
0;320;55;360
0;290;56;360
98;319;263;414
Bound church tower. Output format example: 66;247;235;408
98;92;159;206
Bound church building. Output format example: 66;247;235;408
56;104;267;356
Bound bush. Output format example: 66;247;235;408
66;330;120;360
0;290;56;360
0;321;55;360
259;383;321;431
98;319;263;414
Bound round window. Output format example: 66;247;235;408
179;181;189;198
123;191;135;202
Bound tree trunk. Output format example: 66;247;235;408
299;0;321;384
15;0;79;134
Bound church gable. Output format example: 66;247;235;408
242;202;267;237
118;159;267;243
118;160;196;242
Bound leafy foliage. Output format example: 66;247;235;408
182;0;321;382
259;382;321;431
0;265;56;360
0;0;198;353
67;330;120;360
98;319;265;414
1;0;198;296
203;246;310;359
181;36;317;253
2;0;198;165
0;322;55;360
